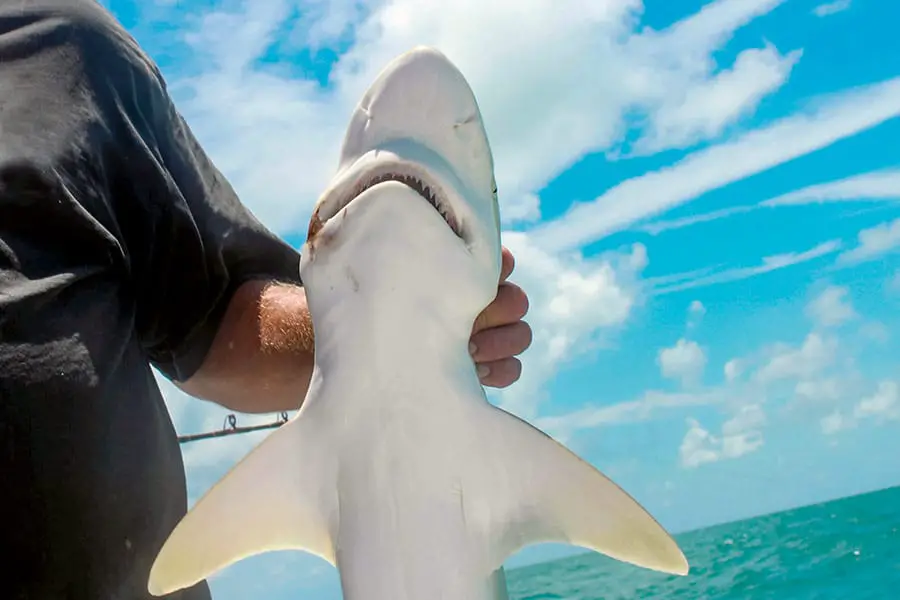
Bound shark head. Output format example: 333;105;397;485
300;47;502;329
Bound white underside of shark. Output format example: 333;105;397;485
148;46;689;599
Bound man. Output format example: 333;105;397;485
0;1;533;598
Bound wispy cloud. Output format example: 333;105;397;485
680;404;766;468
532;77;900;251
836;217;900;265
658;338;707;387
687;300;707;330
763;169;900;206
651;240;842;295
640;205;755;235
630;44;801;154
534;388;723;443
812;0;852;18
822;379;900;434
755;332;839;384
805;285;857;328
854;380;900;420
639;168;900;236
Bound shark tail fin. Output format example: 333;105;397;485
147;415;338;596
475;404;689;576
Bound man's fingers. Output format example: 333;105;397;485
477;357;522;389
500;246;515;282
470;321;532;363
471;245;526;389
472;282;529;333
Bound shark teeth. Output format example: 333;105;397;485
349;171;464;239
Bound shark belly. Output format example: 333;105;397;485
333;385;496;598
336;486;496;600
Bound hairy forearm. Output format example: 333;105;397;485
177;279;316;413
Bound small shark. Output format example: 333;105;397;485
148;46;689;599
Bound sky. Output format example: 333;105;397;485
100;0;900;597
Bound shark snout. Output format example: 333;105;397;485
339;47;496;205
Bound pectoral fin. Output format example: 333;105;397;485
473;405;689;576
148;415;338;596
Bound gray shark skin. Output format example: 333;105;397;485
148;46;689;600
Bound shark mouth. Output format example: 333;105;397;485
310;171;464;241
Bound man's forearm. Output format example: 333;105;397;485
177;279;316;413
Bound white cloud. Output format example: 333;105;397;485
532;77;900;251
854;380;900;421
763;169;900;207
795;377;842;402
812;0;852;18
502;192;542;225
836;218;900;266
720;404;766;454
651;240;842;295
679;420;721;468
658;338;707;387
805;285;856;328
724;358;743;382
632;44;801;154
534;388;722;443
820;410;848;434
680;404;766;468
640;205;754;235
640;168;900;236
823;380;900;434
755;332;838;384
687;300;707;330
489;234;646;417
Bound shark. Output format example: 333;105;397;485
148;46;689;599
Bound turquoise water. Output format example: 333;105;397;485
506;486;900;599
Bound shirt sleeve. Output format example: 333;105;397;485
79;15;304;382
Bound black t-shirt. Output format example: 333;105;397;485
0;1;302;598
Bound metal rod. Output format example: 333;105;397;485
177;412;290;445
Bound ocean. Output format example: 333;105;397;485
505;486;900;599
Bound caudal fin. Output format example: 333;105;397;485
471;404;689;576
148;416;338;596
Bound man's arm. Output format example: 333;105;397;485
176;280;314;413
179;248;533;413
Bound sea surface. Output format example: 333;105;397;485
505;486;900;599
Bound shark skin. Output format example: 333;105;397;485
147;46;689;599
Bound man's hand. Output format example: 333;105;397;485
470;246;533;388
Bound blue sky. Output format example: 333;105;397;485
103;0;900;597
